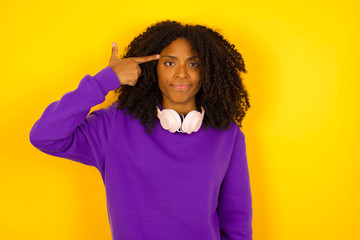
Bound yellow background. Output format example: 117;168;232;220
1;0;359;239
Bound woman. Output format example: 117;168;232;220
30;20;252;240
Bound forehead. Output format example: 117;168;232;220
160;38;197;55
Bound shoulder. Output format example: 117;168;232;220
221;122;245;137
203;123;245;150
89;102;119;117
89;102;141;127
87;102;124;126
225;123;246;147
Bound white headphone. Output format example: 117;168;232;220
157;106;205;134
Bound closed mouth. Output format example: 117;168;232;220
171;84;191;90
170;84;190;90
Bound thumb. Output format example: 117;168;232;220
110;42;118;61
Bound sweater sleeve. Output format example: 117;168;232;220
29;66;121;170
217;128;253;240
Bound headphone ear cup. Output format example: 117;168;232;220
182;110;204;134
157;109;182;133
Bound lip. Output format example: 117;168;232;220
171;84;191;90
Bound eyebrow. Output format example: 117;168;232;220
160;55;199;60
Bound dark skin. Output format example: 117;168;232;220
109;40;202;115
156;38;202;115
114;21;250;133
109;42;160;86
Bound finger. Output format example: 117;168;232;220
111;42;118;60
128;80;137;86
136;65;142;77
133;54;160;64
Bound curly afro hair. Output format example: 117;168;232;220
116;20;250;133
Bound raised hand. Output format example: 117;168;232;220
109;42;160;86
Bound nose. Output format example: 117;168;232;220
175;65;189;79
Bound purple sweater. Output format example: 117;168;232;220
29;67;253;240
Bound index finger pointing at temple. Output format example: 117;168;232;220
133;54;161;64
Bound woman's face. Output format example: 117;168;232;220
157;37;201;113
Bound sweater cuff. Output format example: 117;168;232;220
93;66;121;94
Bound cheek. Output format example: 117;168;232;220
157;65;167;79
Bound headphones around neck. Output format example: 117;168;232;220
157;107;205;134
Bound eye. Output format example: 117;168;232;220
165;61;175;66
189;62;198;67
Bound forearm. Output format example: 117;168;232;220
29;67;120;148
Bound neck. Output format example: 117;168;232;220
162;102;197;115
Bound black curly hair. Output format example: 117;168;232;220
116;20;250;133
